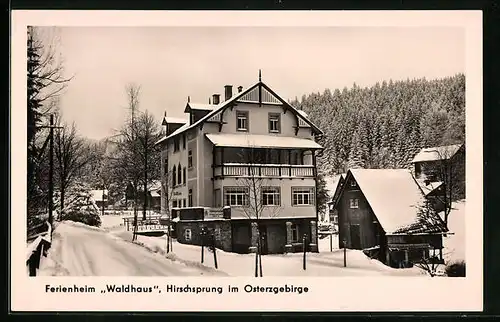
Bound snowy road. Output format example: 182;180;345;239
40;221;223;276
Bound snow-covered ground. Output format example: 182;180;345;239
38;221;226;276
442;200;466;264
40;203;463;277
111;230;424;277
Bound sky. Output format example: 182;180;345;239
48;26;465;140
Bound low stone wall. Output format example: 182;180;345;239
176;220;232;252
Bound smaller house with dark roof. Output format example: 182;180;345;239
333;169;448;268
411;143;465;210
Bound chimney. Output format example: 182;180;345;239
237;86;243;93
224;85;233;101
212;94;220;105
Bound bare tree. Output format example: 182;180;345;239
27;26;73;225
421;143;465;226
405;199;448;276
53;115;95;215
233;148;282;277
414;256;441;277
159;166;177;253
110;85;161;241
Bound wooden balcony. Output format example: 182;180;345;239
213;163;315;178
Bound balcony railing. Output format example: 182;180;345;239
213;163;315;178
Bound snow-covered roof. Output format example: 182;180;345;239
349;169;447;235
411;144;463;163
205;133;322;149
415;179;443;196
156;123;190;145
155;81;323;146
89;190;108;202
164;116;188;124
187;103;218;111
297;110;308;117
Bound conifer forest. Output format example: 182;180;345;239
289;74;465;175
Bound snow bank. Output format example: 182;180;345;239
111;231;423;277
38;227;71;276
62;220;107;232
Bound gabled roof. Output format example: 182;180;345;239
184;102;218;113
339;169;447;235
411;144;463;163
155;81;323;146
163;116;188;125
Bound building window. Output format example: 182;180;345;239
350;180;357;187
163;158;168;176
188;149;193;169
174;137;180;152
188;189;193;207
182;134;186;150
177;163;182;184
190;113;195;125
290;150;303;165
268;113;281;133
172;200;178;208
183;167;187;185
292;187;314;206
184;228;192;241
182;199;187;208
236;111;249;131
349;198;359;209
172;166;177;187
224;187;249;206
262;187;280;206
291;224;299;242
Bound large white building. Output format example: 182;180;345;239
155;75;324;254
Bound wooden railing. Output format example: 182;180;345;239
122;215;167;232
26;221;52;276
214;164;315;178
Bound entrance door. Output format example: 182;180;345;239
258;224;269;255
349;224;361;249
232;223;251;253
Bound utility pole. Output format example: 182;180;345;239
48;114;54;225
37;114;63;226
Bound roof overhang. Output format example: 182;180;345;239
205;133;323;149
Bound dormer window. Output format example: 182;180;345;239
236;111;249;131
350;180;357;187
268;113;281;133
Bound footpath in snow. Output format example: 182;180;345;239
39;220;227;277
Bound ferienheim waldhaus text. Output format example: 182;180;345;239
45;284;309;295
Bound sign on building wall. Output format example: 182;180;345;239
204;208;224;220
